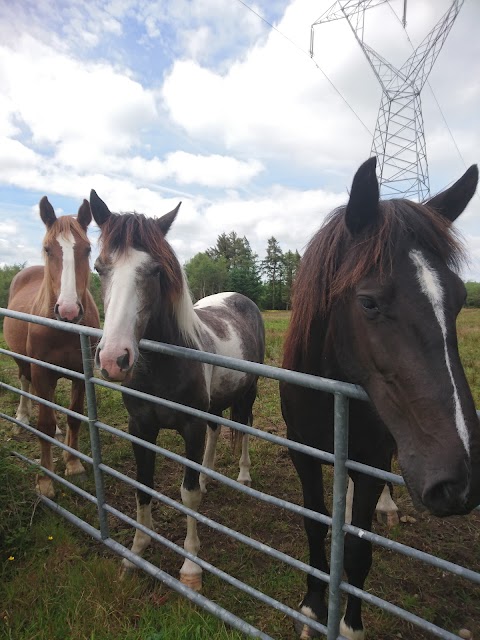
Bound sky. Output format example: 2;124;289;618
1;0;479;279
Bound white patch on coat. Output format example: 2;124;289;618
179;486;203;581
299;605;318;640
57;232;77;306
410;249;470;454
194;294;248;402
194;291;235;309
99;249;150;354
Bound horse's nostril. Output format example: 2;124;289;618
54;304;59;315
117;351;130;371
423;479;468;516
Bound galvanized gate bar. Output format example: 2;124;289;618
327;394;349;639
104;503;330;637
80;333;109;539
37;496;274;640
0;347;86;380
0;381;88;423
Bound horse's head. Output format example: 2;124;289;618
39;197;92;323
89;190;183;382
338;158;480;516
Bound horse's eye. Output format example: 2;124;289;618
359;296;379;316
150;265;161;277
44;246;50;255
94;263;104;275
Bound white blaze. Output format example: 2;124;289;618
100;249;150;352
410;249;470;454
57;232;77;306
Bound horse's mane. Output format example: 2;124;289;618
283;199;465;369
33;215;90;317
98;212;183;296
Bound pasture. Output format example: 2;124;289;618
0;309;479;640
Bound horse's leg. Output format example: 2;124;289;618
13;374;32;435
341;472;384;640
375;483;399;527
345;477;354;525
63;378;86;477
231;382;256;487
290;450;329;639
179;419;207;592
30;366;58;498
200;417;221;494
122;417;159;573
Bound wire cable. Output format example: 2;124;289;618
234;0;373;137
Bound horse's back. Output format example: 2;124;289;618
7;266;44;310
194;292;264;363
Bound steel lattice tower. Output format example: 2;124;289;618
311;1;464;200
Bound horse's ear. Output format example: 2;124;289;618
89;190;112;227
77;199;92;230
157;202;181;236
345;157;380;235
426;165;478;223
39;196;57;228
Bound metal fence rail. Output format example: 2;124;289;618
0;307;479;640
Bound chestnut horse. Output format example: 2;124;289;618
89;190;265;590
280;158;480;639
4;197;99;498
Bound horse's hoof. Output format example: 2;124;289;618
36;478;55;499
340;617;365;640
65;461;86;478
293;618;321;639
238;478;252;487
120;558;137;578
376;509;399;528
179;572;202;592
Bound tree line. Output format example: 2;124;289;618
184;231;301;310
2;258;480;321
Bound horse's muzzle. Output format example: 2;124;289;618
55;302;84;324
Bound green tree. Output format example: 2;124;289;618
282;250;301;310
261;237;285;310
89;272;104;320
0;264;25;326
184;252;228;302
465;281;480;307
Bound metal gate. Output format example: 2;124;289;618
1;308;479;640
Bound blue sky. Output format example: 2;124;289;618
1;0;479;278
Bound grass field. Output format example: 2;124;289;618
0;309;479;640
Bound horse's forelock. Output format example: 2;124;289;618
44;215;89;247
284;199;465;369
99;212;184;297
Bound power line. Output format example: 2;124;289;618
386;0;468;171
234;0;373;137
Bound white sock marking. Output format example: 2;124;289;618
410;249;469;454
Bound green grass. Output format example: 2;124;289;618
0;311;479;640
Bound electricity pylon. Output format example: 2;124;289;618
311;1;464;200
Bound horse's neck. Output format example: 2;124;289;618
147;284;200;349
31;277;55;318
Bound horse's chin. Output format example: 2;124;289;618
54;313;84;324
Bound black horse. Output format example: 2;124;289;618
89;191;265;591
281;157;480;639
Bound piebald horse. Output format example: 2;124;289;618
4;197;99;498
280;158;480;639
89;190;265;590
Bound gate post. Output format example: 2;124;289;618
327;392;349;639
80;333;109;540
